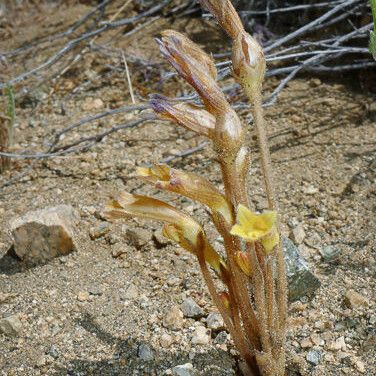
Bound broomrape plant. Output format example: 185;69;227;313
105;1;287;375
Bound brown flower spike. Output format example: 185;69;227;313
106;1;287;375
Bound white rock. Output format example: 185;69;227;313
172;363;195;376
191;326;210;345
354;359;365;373
10;205;79;265
328;336;346;351
291;224;306;244
160;333;173;348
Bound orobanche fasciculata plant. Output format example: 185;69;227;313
105;1;287;375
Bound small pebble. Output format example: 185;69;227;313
138;343;154;361
306;349;322;366
291;224;306;245
172;363;195;376
0;315;22;336
77;291;90;302
181;297;204;319
160;333;173;348
300;337;313;349
163;306;184;330
123;284;138;300
343;290;368;309
153;228;171;247
124;227;151;249
319;245;341;261
48;345;59;359
111;243;127;258
191;326;210;345
89;222;110;240
206;312;224;331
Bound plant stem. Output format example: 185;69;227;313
251;93;276;210
247;89;288;373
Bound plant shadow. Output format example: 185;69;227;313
53;312;237;376
0;246;25;276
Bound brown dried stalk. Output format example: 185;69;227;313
105;2;287;375
0;86;15;173
0;114;11;173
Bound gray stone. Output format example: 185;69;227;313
319;245;341;261
10;205;79;265
137;343;154;361
0;315;22;336
89;222;110;240
306;349;322;365
172;363;196;376
214;331;228;344
283;237;321;302
124;227;151;249
124;284;139;300
111;243;127;258
181;297;204;319
153;228;171;247
48;345;59;359
206;312;224;331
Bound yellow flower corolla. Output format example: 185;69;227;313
230;204;279;254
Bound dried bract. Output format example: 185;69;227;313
150;96;215;137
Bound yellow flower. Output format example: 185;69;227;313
230;204;279;254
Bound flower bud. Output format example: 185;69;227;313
157;31;230;116
199;0;244;39
232;32;266;101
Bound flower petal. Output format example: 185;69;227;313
261;229;280;254
105;192;201;245
137;164;233;225
231;204;278;242
229;224;248;239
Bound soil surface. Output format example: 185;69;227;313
0;2;375;376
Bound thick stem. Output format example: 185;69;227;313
196;246;253;367
247;242;271;354
220;162;261;349
250;90;287;370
